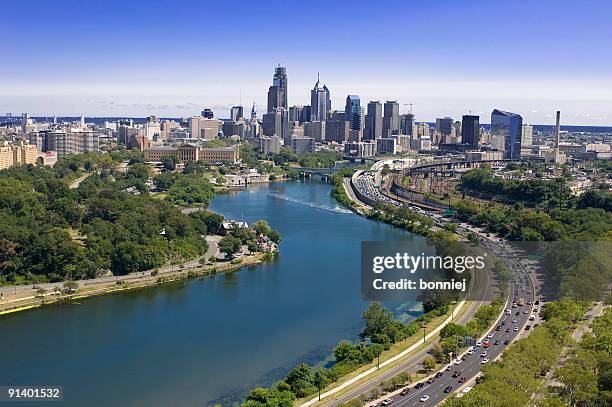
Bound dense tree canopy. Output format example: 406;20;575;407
0;160;210;284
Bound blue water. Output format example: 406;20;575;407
0;179;431;406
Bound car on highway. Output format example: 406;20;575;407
476;341;482;347
504;339;509;345
426;377;435;384
444;385;453;393
513;326;519;331
415;382;425;389
446;364;453;371
435;372;443;378
481;358;489;364
454;358;462;365
400;388;409;396
525;325;531;330
494;340;500;345
452;370;462;378
458;377;466;384
420;395;430;402
505;328;511;333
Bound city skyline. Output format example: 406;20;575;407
2;0;612;125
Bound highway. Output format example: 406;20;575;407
324;238;496;406
329;164;541;407
374;241;538;406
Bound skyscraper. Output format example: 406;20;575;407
521;124;533;146
230;106;244;122
310;74;331;122
364;101;382;140
436;117;453;135
400;113;414;136
344;95;361;132
262;107;290;145
461;115;480;147
267;65;288;113
382;101;399;137
491;109;523;160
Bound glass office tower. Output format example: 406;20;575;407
491;109;523;159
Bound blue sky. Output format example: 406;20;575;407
2;0;611;125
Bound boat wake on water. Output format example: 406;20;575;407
266;193;353;214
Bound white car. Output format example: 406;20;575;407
481;358;489;364
513;327;519;331
512;319;517;323
487;333;494;339
420;395;430;402
476;341;482;347
462;386;473;393
480;351;487;357
467;349;474;355
454;358;462;365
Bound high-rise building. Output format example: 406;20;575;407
190;117;222;139
291;136;315;154
325;120;350;143
491;109;523;160
304;121;326;142
521;124;533;147
382;101;400;137
261;135;282;155
377;137;397;154
267;65;288;113
310;74;331;122
436;117;453;135
248;103;260;139
46;129;100;157
344;95;361;133
400;113;414;136
289;105;304;123
230;106;244;122
364;101;382;140
461;115;480;147
201;108;214;119
262;108;290;144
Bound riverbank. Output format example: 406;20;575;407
0;252;272;316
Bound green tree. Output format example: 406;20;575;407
360;302;392;342
313;369;330;400
285;363;315;398
218;235;241;258
422;356;436;373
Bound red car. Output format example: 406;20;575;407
483;340;491;348
458;377;466;384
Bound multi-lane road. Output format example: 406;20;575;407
332;164;542;407
375;242;539;406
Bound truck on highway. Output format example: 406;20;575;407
517;297;525;306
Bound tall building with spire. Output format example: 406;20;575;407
310;74;331;122
267;65;288;113
249;103;259;139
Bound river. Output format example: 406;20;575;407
0;179;433;406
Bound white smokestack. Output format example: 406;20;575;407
555;110;561;148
